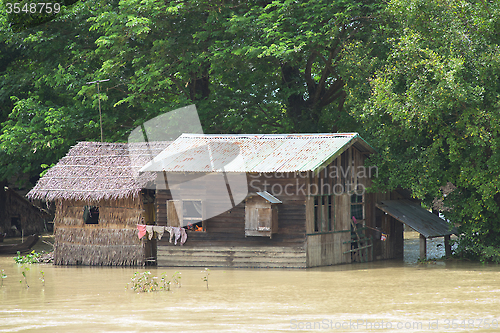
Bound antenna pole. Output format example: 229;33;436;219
86;79;110;142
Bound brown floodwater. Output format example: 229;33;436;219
1;233;500;332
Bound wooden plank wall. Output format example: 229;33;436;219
372;191;405;260
305;145;388;267
155;146;405;267
155;173;309;267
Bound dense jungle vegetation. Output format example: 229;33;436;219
1;0;499;261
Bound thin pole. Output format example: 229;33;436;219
97;82;103;142
86;79;110;142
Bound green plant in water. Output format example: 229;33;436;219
39;270;45;286
202;268;210;290
172;271;181;288
128;271;183;292
160;272;171;291
20;265;30;288
128;271;158;292
1;269;6;287
15;250;42;264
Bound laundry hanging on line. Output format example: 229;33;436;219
136;224;188;245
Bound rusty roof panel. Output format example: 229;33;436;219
140;133;373;173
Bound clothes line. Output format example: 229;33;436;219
136;224;187;245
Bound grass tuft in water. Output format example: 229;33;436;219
1;269;6;287
20;265;29;288
202;268;210;290
128;271;182;293
39;270;45;286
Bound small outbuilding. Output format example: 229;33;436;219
27;141;170;265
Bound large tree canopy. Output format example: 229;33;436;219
0;0;384;187
353;0;500;261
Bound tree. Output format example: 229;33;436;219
0;0;385;188
88;0;385;133
0;0;154;186
355;0;500;261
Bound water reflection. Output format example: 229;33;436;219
1;236;499;332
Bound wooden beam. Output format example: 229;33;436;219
419;234;427;260
444;234;452;258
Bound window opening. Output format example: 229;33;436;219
183;200;203;224
83;206;99;224
350;194;364;222
313;194;334;233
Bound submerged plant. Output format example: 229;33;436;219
128;271;158;292
160;272;171;291
128;271;182;293
172;271;181;288
39;270;45;286
202;268;210;290
1;269;6;287
20;265;30;288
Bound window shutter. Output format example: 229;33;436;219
166;200;182;227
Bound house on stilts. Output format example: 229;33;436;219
26;141;170;265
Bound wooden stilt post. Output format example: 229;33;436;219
444;234;452;258
419;234;427;260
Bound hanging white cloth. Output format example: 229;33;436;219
152;226;165;240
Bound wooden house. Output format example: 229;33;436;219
27;141;170;265
140;133;417;268
0;186;51;236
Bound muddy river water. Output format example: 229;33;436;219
1;233;500;332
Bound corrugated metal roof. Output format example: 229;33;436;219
257;191;282;204
140;133;375;173
376;200;458;238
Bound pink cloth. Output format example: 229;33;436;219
137;224;147;239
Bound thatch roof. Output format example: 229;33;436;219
27;141;171;202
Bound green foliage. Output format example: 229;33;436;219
354;0;500;261
172;271;181;288
128;271;181;293
0;0;385;189
159;272;171;291
1;269;6;286
15;250;42;264
20;265;29;288
129;271;158;293
39;270;45;286
202;268;210;290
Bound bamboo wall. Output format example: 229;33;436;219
53;196;145;266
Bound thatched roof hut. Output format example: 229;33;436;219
27;141;170;266
28;141;169;202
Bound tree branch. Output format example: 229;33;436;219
304;51;317;94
